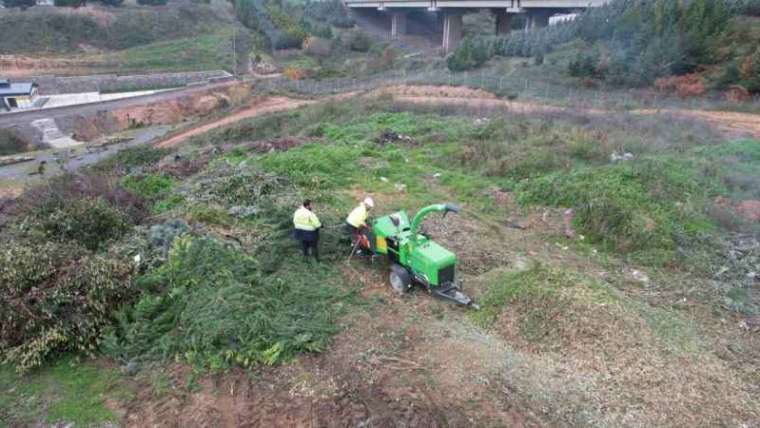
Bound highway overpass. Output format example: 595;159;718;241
344;0;609;52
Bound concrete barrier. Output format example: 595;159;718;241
32;71;233;95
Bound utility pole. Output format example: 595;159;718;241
232;27;237;76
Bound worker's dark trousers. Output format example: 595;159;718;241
296;229;319;260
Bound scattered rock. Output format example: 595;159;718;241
610;152;635;163
248;138;309;154
490;187;513;207
563;208;576;238
626;268;650;285
513;255;530;272
735;200;760;223
228;205;259;218
739;316;760;333
375;130;415;146
122;360;140;376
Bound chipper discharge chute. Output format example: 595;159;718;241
363;203;478;309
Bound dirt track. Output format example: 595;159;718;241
155;97;312;148
149;85;760;150
379;85;760;140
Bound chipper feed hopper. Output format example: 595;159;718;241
366;203;478;309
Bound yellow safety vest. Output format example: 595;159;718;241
293;206;321;231
346;203;368;228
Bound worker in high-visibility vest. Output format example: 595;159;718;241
345;196;374;251
293;199;322;261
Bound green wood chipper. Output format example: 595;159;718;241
360;203;479;309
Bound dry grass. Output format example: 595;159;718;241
474;265;760;427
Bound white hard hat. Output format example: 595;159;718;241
363;197;375;208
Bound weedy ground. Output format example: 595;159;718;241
1;94;758;427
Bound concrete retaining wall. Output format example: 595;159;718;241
32;70;233;95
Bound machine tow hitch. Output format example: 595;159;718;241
432;283;480;310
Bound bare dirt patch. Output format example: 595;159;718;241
489;279;760;427
70;83;253;142
375;84;499;100
636;108;760;140
0;55;110;78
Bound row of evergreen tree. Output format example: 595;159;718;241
449;0;759;89
2;0;167;7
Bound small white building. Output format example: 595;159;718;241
0;79;39;111
550;13;579;26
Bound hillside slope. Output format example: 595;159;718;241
0;0;251;75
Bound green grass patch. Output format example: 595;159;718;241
634;303;703;354
698;139;760;200
516;158;718;266
108;30;236;73
0;356;123;427
122;174;175;199
153;194;185;214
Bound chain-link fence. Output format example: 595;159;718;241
250;68;760;113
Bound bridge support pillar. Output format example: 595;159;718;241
391;12;407;38
442;11;463;54
525;9;551;31
492;9;511;35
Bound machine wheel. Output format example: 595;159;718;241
389;264;412;294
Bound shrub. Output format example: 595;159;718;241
2;0;35;8
568;51;599;78
53;0;85;6
347;30;371;52
103;236;349;370
0;129;30;156
31;197;132;252
266;0;307;48
303;36;332;57
447;37;492;71
737;0;760;16
302;0;353;28
739;47;760;92
301;20;333;39
235;0;305;49
19;173;149;226
0;241;135;372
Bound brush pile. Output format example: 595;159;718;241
103;235;350;370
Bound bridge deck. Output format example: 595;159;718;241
345;0;607;9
